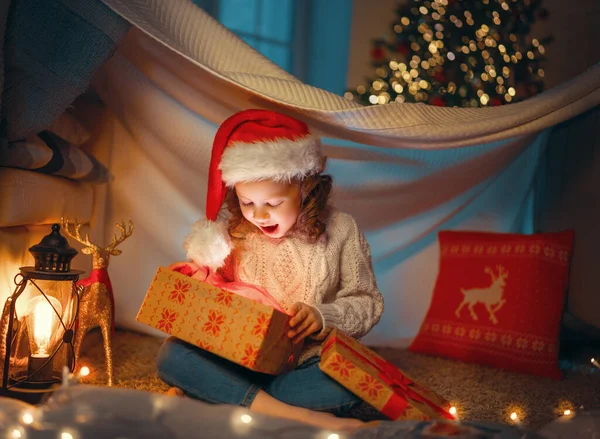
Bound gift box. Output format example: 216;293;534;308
136;266;299;375
320;329;456;421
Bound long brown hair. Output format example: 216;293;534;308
223;173;333;242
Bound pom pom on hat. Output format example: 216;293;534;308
184;109;323;269
184;219;233;271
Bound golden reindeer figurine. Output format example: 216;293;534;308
455;265;508;325
61;218;134;386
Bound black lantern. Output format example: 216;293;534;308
0;224;82;403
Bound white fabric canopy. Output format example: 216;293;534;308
94;0;600;346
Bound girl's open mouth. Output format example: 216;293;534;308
260;224;279;234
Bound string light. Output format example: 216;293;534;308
240;414;252;424
591;358;600;369
79;366;90;377
20;411;34;425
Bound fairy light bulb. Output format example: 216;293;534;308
564;409;571;416
240;414;252;424
21;411;34;425
449;406;457;416
327;435;340;439
510;412;518;422
79;366;90;377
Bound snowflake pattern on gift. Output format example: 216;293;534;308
157;308;178;333
215;290;234;307
358;374;384;399
202;310;226;337
195;340;214;351
328;354;356;379
241;344;259;368
168;279;190;305
252;312;270;337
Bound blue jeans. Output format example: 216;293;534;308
156;337;386;420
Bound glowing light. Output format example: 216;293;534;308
79;366;90;377
510;412;518;421
564;409;571;416
480;94;490;105
25;296;63;358
449;406;457;416
447;52;455;61
508;87;516;96
368;95;378;105
10;429;23;439
344;92;354;101
356;86;366;94
240;414;252;424
61;432;74;439
591;358;600;369
21;412;34;425
401;17;410;26
327;435;340;439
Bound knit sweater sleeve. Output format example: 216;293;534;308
313;212;384;340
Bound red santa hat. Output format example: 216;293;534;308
184;109;323;270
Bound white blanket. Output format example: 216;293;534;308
93;0;600;345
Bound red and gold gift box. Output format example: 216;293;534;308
136;266;299;375
320;329;456;421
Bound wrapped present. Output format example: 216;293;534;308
320;329;456;421
136;266;299;374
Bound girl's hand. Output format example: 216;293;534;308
287;302;323;344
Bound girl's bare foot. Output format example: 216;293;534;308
249;390;365;431
166;387;184;397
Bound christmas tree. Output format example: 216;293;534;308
347;0;552;107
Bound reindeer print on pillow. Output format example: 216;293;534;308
409;230;574;380
455;265;508;325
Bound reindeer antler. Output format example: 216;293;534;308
104;220;134;254
61;217;101;251
496;265;508;278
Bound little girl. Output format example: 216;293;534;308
157;109;385;431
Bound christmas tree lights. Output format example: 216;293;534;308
347;0;552;107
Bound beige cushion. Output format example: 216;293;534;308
0;168;93;227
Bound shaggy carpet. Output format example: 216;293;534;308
77;329;600;430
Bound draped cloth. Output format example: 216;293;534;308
92;0;599;346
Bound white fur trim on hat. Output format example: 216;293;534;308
219;135;322;186
183;219;233;270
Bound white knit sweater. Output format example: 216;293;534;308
220;209;384;362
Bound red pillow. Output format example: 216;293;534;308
409;230;574;380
